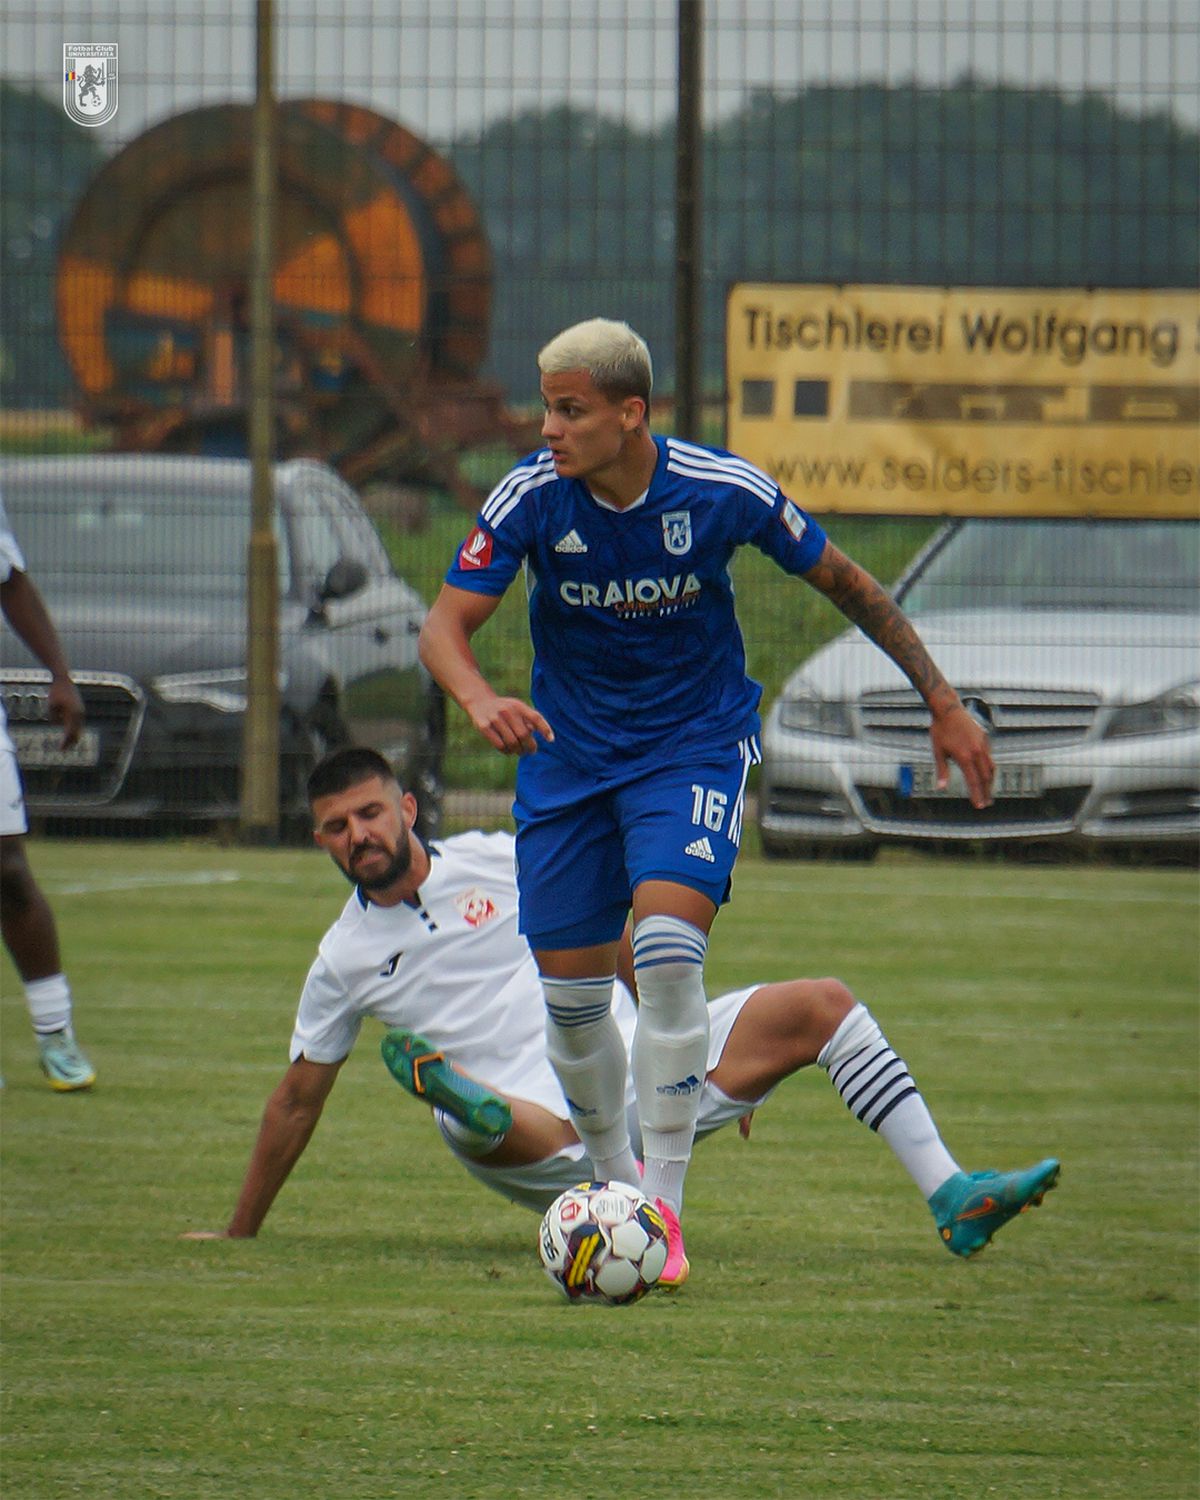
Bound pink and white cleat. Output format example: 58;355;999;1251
654;1197;690;1289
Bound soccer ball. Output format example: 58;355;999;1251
537;1180;669;1305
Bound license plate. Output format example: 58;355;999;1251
10;727;101;768
899;762;1043;799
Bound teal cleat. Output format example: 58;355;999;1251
930;1157;1061;1258
37;1027;96;1092
380;1028;512;1137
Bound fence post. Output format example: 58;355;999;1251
674;0;703;442
240;0;280;840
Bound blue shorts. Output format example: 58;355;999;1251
514;736;761;949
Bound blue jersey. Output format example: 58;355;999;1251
446;435;827;779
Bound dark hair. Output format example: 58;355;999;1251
306;745;399;804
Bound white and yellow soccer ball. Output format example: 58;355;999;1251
537;1180;669;1305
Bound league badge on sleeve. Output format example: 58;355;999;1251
458;526;494;570
63;44;118;128
780;499;808;542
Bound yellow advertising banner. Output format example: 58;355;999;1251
725;283;1199;517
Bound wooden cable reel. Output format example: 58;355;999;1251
56;100;535;508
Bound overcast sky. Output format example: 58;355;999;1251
5;0;1197;150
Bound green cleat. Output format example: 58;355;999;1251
931;1157;1060;1258
37;1027;96;1092
380;1028;512;1137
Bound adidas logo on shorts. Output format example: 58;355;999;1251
553;529;588;554
684;836;716;862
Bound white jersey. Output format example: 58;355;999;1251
290;829;638;1117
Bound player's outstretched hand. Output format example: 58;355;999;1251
469;693;554;756
930;703;995;809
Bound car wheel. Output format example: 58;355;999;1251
410;682;446;843
279;714;339;843
411;760;444;842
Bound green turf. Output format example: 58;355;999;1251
2;841;1196;1498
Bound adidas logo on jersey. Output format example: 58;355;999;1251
553;529;588;554
684;836;716;862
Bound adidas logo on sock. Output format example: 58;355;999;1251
683;836;715;862
657;1073;702;1097
553;529;588;553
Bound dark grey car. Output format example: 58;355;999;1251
0;455;444;837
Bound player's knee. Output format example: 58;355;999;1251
815;977;856;1034
786;976;855;1048
814;976;856;1022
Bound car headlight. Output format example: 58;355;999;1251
152;668;250;714
1104;680;1200;739
777;683;855;737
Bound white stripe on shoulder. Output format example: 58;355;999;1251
664;438;778;507
481;452;559;528
666;438;778;502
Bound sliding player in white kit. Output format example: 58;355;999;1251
183;748;1059;1264
418;318;1011;1283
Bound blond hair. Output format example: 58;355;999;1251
537;318;653;405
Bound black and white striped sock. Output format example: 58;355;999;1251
819;1002;959;1200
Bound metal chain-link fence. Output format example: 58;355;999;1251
1;2;1196;855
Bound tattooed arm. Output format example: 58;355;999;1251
803;540;995;808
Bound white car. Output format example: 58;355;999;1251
758;518;1199;860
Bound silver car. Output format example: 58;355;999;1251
758;518;1199;860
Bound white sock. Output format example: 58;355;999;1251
819;1002;960;1200
541;974;640;1186
25;974;72;1036
631;915;710;1214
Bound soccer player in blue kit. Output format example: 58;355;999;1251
419;318;1051;1285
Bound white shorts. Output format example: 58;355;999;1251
0;742;28;837
441;984;773;1212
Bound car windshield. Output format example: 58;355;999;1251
3;474;288;598
900;519;1199;614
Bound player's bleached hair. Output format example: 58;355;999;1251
307;745;400;804
537;318;653;406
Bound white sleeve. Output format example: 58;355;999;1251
289;947;364;1064
0;494;26;582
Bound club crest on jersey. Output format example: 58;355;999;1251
454;888;498;928
662;511;693;556
458;526;493;570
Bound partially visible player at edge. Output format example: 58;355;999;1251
0;489;95;1090
417;318;996;1284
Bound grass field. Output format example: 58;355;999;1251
2;840;1197;1499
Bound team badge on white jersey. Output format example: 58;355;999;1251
662;511;693;556
455;888;498;927
553;529;588;554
